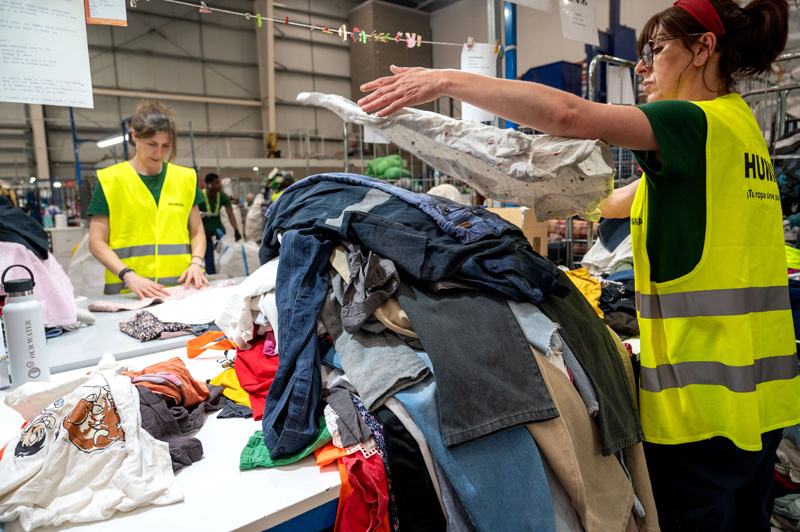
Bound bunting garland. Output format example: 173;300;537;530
148;0;473;49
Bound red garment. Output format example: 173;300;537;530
336;452;389;532
123;357;209;407
775;470;800;491
234;332;280;421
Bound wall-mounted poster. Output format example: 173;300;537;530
0;0;93;108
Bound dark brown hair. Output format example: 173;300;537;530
129;100;178;162
637;0;789;94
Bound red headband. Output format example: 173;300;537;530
673;0;725;36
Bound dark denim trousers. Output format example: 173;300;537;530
644;429;783;532
204;234;216;275
394;277;558;447
261;228;334;458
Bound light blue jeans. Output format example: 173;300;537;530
394;352;556;532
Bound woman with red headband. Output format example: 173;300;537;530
359;0;798;530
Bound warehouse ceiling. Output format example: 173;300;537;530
353;0;462;11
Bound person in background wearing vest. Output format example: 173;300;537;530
199;172;241;275
88;101;209;299
360;1;800;530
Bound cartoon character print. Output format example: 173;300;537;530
62;385;125;453
14;411;57;457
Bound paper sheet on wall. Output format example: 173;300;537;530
559;0;600;46
85;0;128;26
460;43;496;123
0;0;94;108
512;0;551;11
606;65;636;105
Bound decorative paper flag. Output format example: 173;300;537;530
606;64;637;105
85;0;127;26
460;43;497;123
559;0;600;46
0;0;94;108
513;0;551;11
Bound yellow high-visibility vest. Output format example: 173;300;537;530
98;162;196;295
632;93;800;451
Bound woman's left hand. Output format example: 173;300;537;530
178;263;210;289
358;65;447;117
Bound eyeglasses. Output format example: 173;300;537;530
639;33;705;69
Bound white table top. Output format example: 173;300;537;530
0;346;341;532
45;279;243;374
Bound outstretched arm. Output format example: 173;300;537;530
359;66;658;153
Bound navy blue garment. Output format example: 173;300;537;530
597;217;631;252
260;178;568;305
644;429;783;532
266;173;522;245
261;227;334;459
0;196;49;260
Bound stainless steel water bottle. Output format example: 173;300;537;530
1;265;51;388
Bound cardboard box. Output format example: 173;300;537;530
487;207;549;255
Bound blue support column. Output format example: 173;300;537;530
504;1;518;130
69;107;83;187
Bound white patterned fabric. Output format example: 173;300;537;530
0;355;182;531
297;91;615;221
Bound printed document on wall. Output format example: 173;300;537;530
85;0;128;26
559;0;600;46
0;0;94;108
460;43;496;123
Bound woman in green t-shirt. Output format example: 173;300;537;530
359;1;795;531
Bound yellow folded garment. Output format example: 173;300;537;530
564;267;604;319
209;367;251;407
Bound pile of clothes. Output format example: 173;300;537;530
210;173;660;532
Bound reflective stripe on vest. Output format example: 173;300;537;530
114;244;192;260
636;285;791;319
640;353;799;393
631;94;800;451
98;162;195;294
202;188;221;215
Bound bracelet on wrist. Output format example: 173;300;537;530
118;267;134;285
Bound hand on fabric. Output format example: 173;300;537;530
234;229;242;241
126;273;170;299
358;65;446;118
178;263;210;290
787;213;800;228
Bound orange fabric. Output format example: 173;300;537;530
124;357;209;407
186;331;237;359
334;459;353;532
316;441;348;467
0;444;5;462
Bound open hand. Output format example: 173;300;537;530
358;65;446;117
125;273;170;299
178;263;210;289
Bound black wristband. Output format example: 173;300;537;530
118;267;134;283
